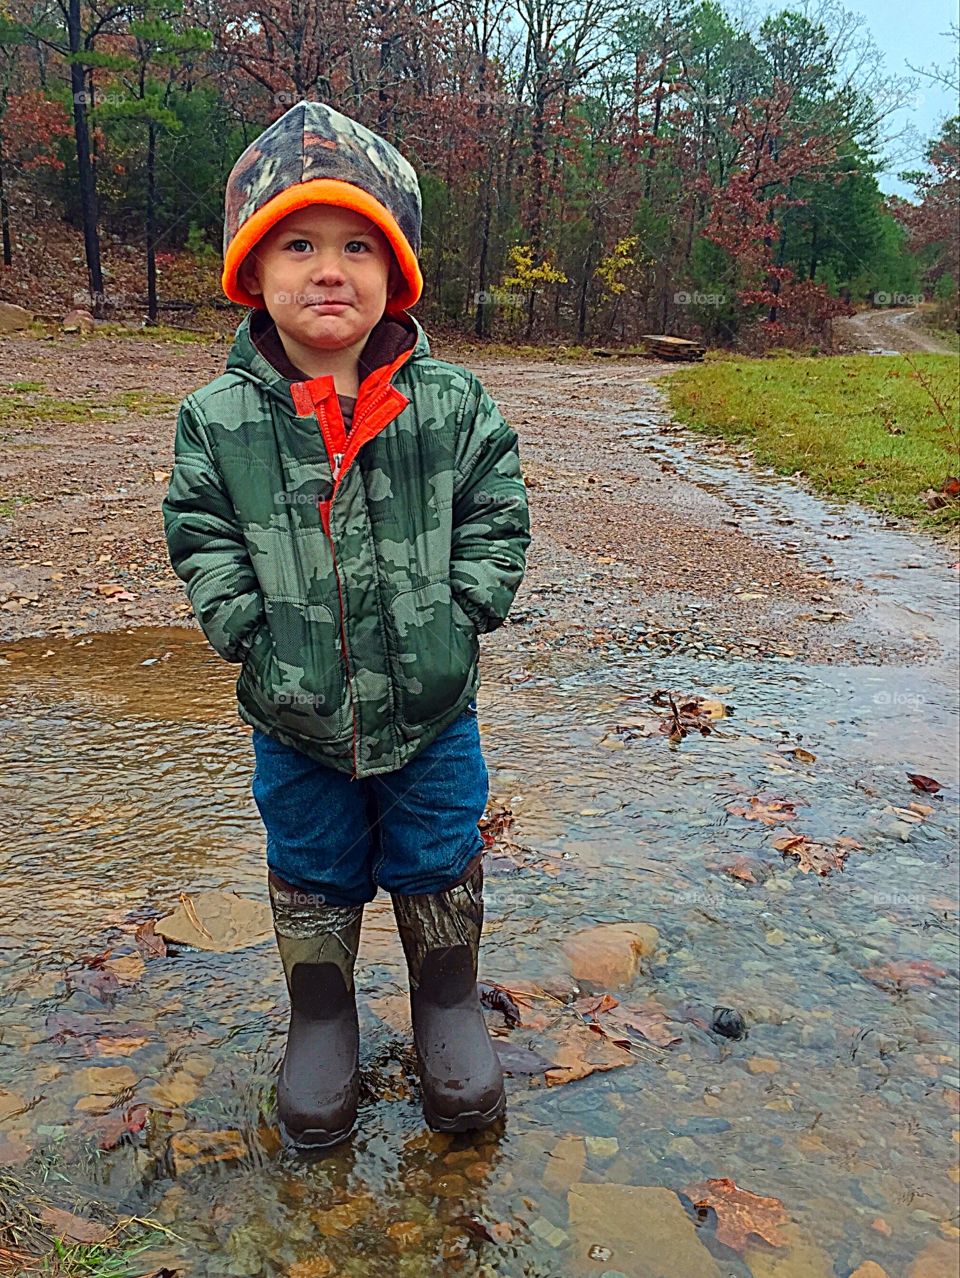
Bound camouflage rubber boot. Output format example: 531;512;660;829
268;873;363;1149
392;861;506;1132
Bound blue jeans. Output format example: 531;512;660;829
251;701;488;905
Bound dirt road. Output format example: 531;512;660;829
835;306;953;354
0;328;945;665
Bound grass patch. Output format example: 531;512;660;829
665;353;960;528
0;387;177;431
109;390;179;412
0;495;32;517
89;321;214;345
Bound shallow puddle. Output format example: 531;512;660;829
0;610;957;1276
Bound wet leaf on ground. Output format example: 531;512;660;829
575;993;681;1049
727;795;801;825
862;959;949;993
684;1175;788;1251
135;918;168;959
772;831;859;875
493;1042;558;1077
39;1203;112;1245
907;772;942;794
542;1020;636;1086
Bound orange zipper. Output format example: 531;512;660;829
297;347;417;779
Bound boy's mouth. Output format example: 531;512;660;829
304;299;351;311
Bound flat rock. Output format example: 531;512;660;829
567;1183;721;1277
906;1238;960;1278
0;301;32;332
745;1221;835;1278
562;922;660;988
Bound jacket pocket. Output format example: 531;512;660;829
238;599;350;739
386;580;477;728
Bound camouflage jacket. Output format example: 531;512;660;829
162;309;530;778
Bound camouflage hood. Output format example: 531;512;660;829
221;100;424;317
163;338;530;779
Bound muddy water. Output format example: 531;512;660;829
1;612;957;1278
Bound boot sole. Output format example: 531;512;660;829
423;1089;506;1133
279;1117;356;1151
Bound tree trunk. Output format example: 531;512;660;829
68;0;104;317
0;128;11;268
146;120;157;324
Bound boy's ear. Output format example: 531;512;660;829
387;258;402;300
238;254;262;297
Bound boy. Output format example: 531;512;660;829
162;100;530;1149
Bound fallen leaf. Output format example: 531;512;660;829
723;858;759;884
493;1042;558;1077
684;1176;788;1252
907;773;942;794
95;1103;151;1150
727;796;799;826
862;959;948;993
772;831;851;875
39;1205;112;1245
135;918;168;960
543;1020;635;1086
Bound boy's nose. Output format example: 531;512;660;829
310;254;347;284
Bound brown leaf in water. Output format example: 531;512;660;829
862;959;948;993
723;858;759;884
135;918;167;960
95;1103;151;1150
493;1042;558;1076
907;772;942;794
684;1176;788;1252
576;993;681;1049
772;831;850;875
543;1020;636;1085
727;796;799;825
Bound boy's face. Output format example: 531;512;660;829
238;204;400;355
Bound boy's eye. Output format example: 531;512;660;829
284;238;371;253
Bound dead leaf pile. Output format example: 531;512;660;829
772;831;862;875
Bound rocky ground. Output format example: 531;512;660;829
0;322;941;665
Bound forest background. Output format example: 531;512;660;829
0;0;956;351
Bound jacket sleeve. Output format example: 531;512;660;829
162;395;266;664
450;376;531;634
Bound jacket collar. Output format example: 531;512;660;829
225;307;430;407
